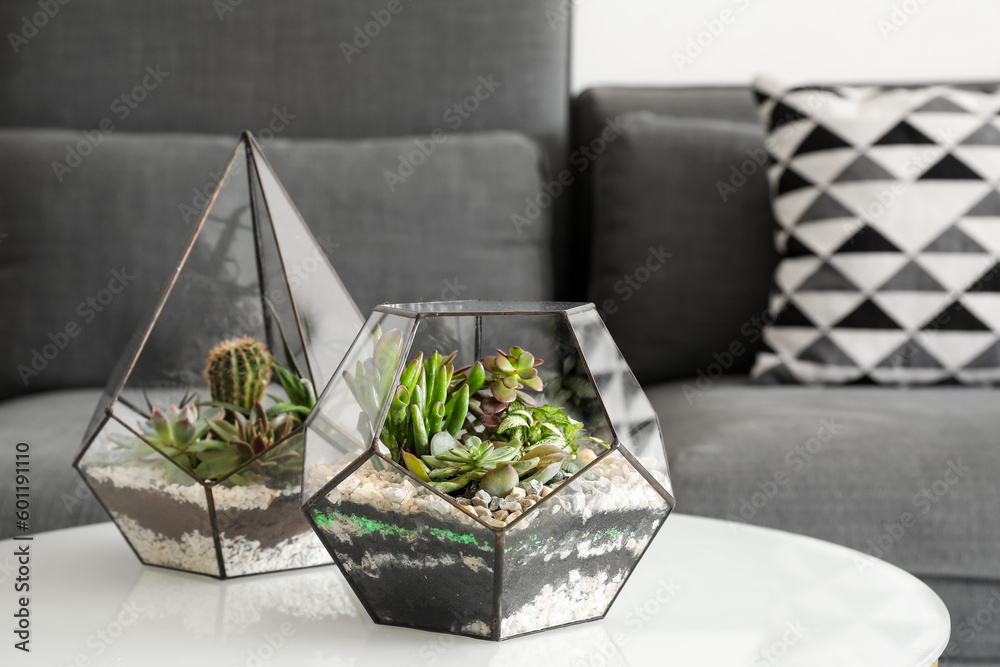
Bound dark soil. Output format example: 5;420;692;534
89;478;311;549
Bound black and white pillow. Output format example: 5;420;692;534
751;76;1000;384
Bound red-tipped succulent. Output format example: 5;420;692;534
476;347;544;426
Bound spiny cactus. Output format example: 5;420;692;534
205;336;272;411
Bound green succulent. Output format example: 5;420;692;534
124;319;315;486
199;401;301;485
377;347;482;461
342;340;607;499
496;402;599;453
264;297;317;427
402;433;565;496
204;336;272;411
138;403;216;474
343;325;405;447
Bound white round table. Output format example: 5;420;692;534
1;514;948;667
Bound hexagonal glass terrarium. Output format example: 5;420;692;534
73;132;363;578
302;301;675;640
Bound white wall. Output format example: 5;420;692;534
572;0;1000;92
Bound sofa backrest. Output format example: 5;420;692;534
0;0;569;167
575;83;999;384
0;1;569;399
0;128;551;400
575;87;777;384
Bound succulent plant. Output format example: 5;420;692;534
377;347;482;461
496;402;594;453
205;336;272;411
402;432;565;496
138;403;216;473
343;325;405;446
263;297;317;426
474;347;544;427
200;401;299;484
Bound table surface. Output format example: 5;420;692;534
1;514;949;667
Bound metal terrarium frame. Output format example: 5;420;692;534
73;131;363;579
302;301;675;640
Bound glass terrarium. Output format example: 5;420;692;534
302;301;675;640
73;132;363;578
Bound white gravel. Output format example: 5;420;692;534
313;451;669;531
87;462;327;576
500;569;625;638
113;514;219;576
113;513;329;577
86;463;299;511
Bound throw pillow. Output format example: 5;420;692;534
751;76;1000;384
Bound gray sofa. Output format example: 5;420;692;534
577;87;1000;665
1;3;995;664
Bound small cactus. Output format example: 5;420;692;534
204;337;272;411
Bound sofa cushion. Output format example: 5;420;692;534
0;389;108;539
650;377;1000;660
750;77;1000;385
0;128;551;400
586;112;779;384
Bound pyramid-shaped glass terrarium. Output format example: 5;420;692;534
302;302;675;640
74;132;363;578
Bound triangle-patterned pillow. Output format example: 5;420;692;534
751;76;1000;384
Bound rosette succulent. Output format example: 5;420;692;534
401;433;562;497
200;401;300;484
138;403;215;473
474;347;544;428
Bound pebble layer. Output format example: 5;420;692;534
114;513;329;577
316;450;668;531
86;463;296;511
89;463;326;576
501;569;625;637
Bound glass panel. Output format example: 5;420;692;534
480;314;613;445
77;406;219;576
303;312;417;502
211;431;330;577
250;138;363;390
499;450;671;639
74;134;364;578
567;307;673;499
409;314;478;369
306;454;497;638
121;141;261;411
85;143;247;446
248;158;309;385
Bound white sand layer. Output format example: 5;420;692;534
86;462;298;511
113;514;329;577
501;569;626;638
